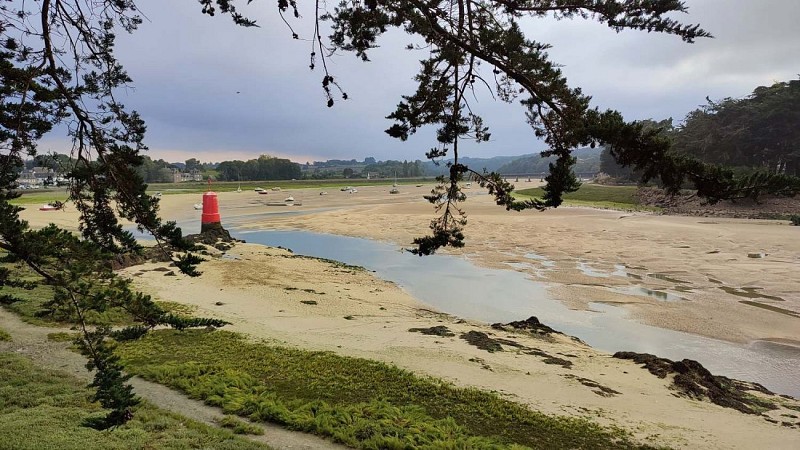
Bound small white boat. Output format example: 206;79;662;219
319;191;328;196
271;187;281;191
348;188;358;194
390;188;399;194
236;185;242;193
193;203;203;210
284;196;294;203
39;204;59;211
258;190;269;195
254;187;265;193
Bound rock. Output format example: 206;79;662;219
460;331;504;352
408;325;455;337
491;316;561;336
614;351;779;414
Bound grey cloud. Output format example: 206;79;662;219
88;0;800;163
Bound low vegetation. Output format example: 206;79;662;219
516;185;658;211
0;328;10;341
1;280;132;327
0;262;132;327
1;260;198;328
117;329;656;449
0;352;268;450
47;332;77;342
218;415;265;436
7;188;71;206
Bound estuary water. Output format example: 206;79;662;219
233;228;800;398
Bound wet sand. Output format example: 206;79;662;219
190;184;799;347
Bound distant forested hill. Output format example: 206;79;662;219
422;148;601;176
422;155;523;176
495;147;602;175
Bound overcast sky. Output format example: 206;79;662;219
40;0;800;164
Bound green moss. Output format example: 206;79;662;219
118;330;657;449
0;352;268;450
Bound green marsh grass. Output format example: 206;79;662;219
516;185;660;212
118;329;657;449
8;188;71;205
156;300;198;316
47;331;78;342
218;415;265;435
0;352;268;450
0;328;10;341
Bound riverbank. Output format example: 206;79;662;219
118;241;800;448
191;184;798;347
16;184;800;447
19;184;800;353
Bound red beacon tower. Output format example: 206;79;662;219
200;177;222;233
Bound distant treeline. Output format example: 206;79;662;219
363;160;424;178
602;78;799;181
216;155;301;181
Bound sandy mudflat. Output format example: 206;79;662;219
19;184;800;448
206;184;799;346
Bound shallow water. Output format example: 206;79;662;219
235;229;800;397
611;286;685;302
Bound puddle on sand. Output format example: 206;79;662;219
577;262;643;280
719;286;785;302
739;301;800;318
610;264;628;277
503;262;548;279
235;229;800;397
524;253;556;267
648;273;690;284
611;286;685;302
576;261;613;278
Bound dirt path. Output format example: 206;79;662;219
0;309;345;450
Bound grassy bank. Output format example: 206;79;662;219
0;256;200;327
0;352;267;450
7;188;71;206
118;329;656;450
0;328;10;341
516;185;659;211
